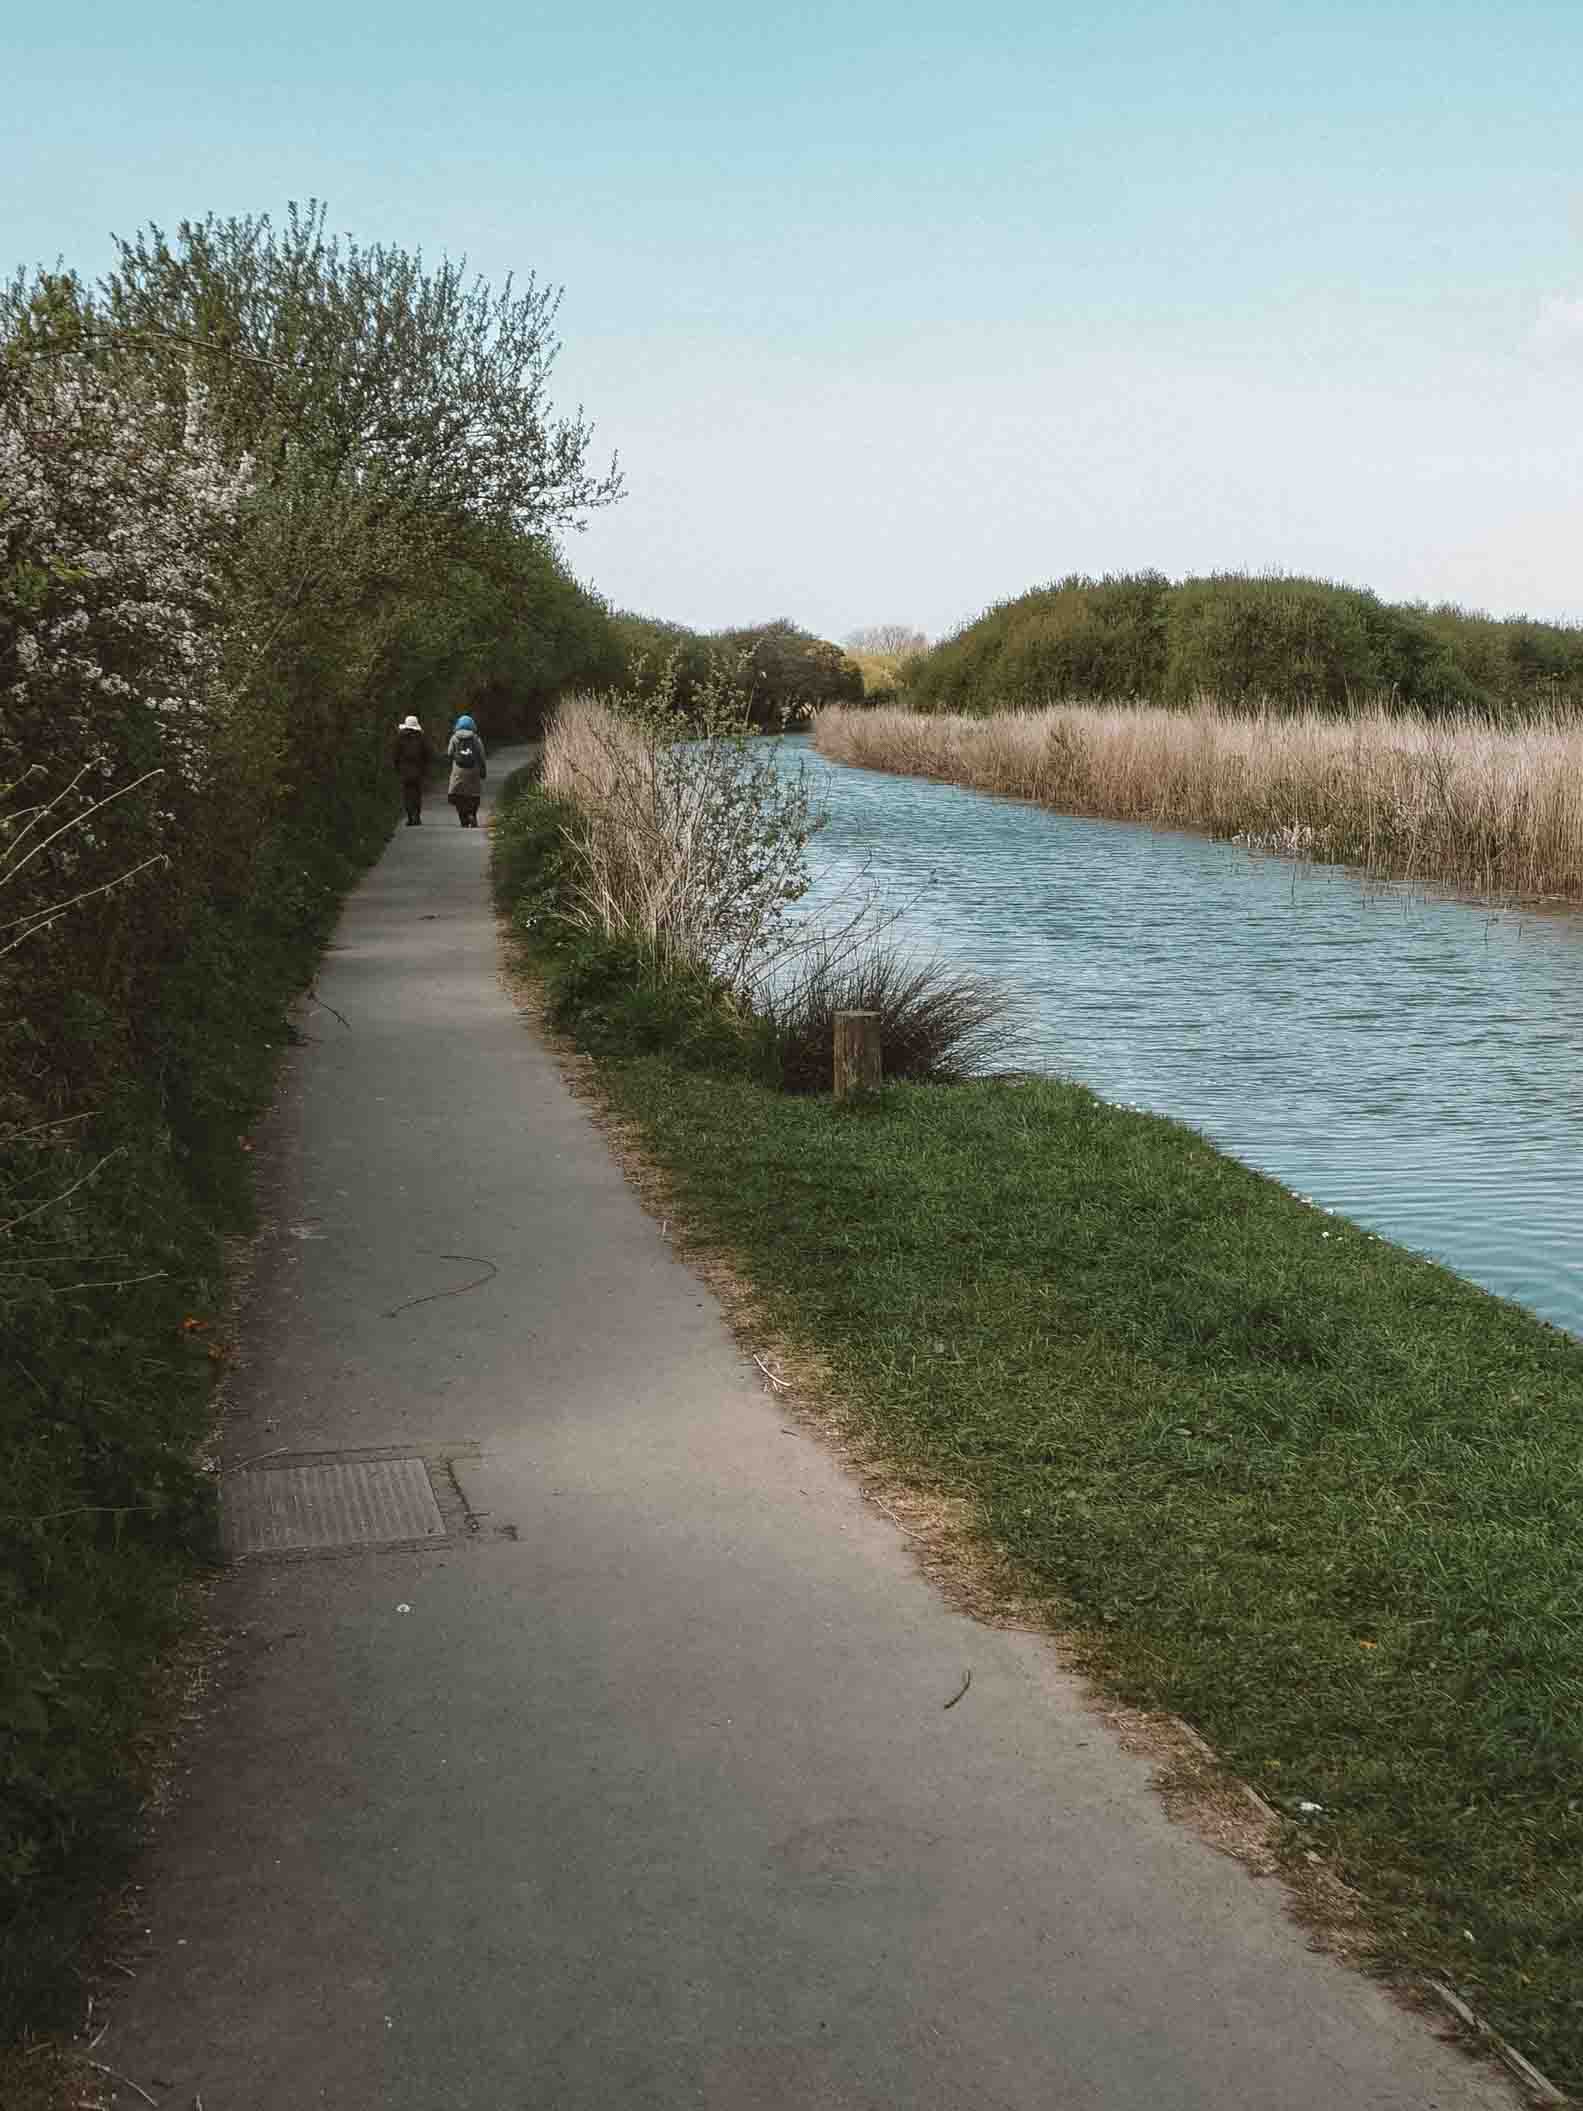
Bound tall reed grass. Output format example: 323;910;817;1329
541;692;817;987
815;701;1583;902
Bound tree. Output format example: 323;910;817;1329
379;520;622;740
1;337;251;971
90;201;622;537
613;615;863;725
715;619;863;723
3;204;626;813
843;623;929;659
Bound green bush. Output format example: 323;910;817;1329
903;570;1583;718
612;613;862;726
0;201;626;2044
904;572;1168;711
1162;574;1481;712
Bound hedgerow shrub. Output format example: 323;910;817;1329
902;570;1583;718
0;202;623;2038
613;613;862;725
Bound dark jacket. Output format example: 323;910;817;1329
392;727;431;782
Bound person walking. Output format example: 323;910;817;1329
447;714;487;827
392;714;431;825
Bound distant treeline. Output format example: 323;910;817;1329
611;613;863;724
901;572;1583;717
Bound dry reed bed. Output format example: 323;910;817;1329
540;694;678;951
541;692;821;996
541;694;802;980
540;692;643;808
815;702;1583;901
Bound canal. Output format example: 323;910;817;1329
780;737;1583;1338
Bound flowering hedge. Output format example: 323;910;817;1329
0;209;623;2035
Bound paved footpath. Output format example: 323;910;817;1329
100;758;1515;2110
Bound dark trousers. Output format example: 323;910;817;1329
401;782;422;822
453;794;481;826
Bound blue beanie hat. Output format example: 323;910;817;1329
456;714;476;731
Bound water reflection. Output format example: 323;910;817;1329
779;738;1583;1337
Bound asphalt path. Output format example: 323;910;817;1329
100;754;1515;2109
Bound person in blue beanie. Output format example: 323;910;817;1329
447;714;487;827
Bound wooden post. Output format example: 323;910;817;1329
833;1011;883;1100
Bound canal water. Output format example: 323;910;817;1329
779;738;1583;1339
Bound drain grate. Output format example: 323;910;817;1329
223;1455;445;1557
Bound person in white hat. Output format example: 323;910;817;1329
391;715;431;824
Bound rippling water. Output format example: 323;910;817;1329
776;738;1583;1338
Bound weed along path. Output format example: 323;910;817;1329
97;756;1517;2111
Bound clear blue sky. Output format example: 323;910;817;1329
7;0;1582;641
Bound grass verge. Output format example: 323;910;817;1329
495;768;1583;2095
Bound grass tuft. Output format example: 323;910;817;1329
762;941;1021;1093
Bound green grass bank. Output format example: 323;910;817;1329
495;768;1583;2094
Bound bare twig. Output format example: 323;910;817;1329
0;1112;93;1142
862;1490;928;1545
31;320;301;374
1415;1978;1569;2104
307;988;351;1030
1;855;170;954
223;1446;291;1473
753;1353;790;1393
71;2057;159;2106
0;1147;125;1237
943;1669;973;1711
0;763;91;863
48;1270;168;1293
0;1250;134;1269
0;767;164;894
1;1503;161;1525
384;1254;498;1318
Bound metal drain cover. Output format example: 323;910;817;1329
224;1456;445;1556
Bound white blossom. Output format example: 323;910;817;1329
2;359;252;800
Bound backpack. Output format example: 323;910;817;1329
453;733;481;770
